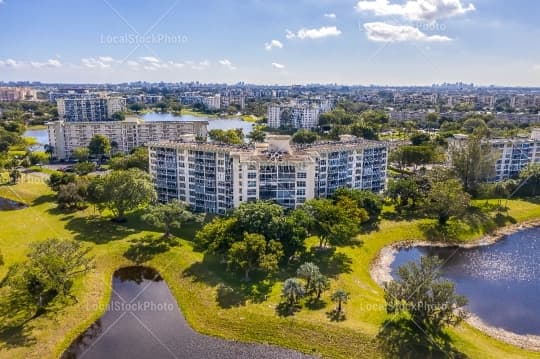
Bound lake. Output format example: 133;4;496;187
23;114;253;151
24;128;49;152
61;267;311;359
140;112;253;135
391;227;540;336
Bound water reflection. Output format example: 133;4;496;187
391;227;540;335
62;266;310;359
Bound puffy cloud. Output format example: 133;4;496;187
0;59;21;68
363;22;452;42
355;0;475;22
324;13;337;19
271;62;285;69
30;59;62;68
265;40;284;51
285;29;296;39
296;26;342;40
81;57;113;69
139;56;161;64
218;59;237;70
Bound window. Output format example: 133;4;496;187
297;172;307;179
297;181;306;187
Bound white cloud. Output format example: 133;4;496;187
81;57;112;69
265;40;284;51
363;22;452;42
272;62;285;69
30;59;62;68
296;26;342;40
140;56;161;64
190;60;210;70
0;59;21;68
218;59;237;70
167;61;185;69
285;29;296;39
324;13;337;19
355;0;475;22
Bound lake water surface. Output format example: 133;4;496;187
391;227;540;336
62;267;310;359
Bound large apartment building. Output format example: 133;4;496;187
267;104;321;129
57;95;127;122
149;134;388;213
0;87;37;101
449;129;540;182
48;117;208;160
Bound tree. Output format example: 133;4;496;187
95;169;156;221
73;161;96;175
296;262;321;290
384;256;468;334
194;216;238;254
333;188;383;223
281;278;305;305
208;129;244;145
57;179;88;210
5;239;94;314
292;130;318;144
301;198;364;248
462;117;487;134
88;134;111;164
450;133;496;194
129;103;145;113
390;145;437;170
423;179;471;225
48;172;76;192
109;147;149;172
310;273;330;300
331;289;350;315
410;132;431;146
73;147;90;162
386;177;425;211
227;233;283;281
111;111;126;121
29;151;49;166
247;126;266;143
142;200;200;239
9;169;21;184
516;164;540;197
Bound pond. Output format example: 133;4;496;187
391;227;540;336
141;112;253;135
24;128;49;152
0;197;27;211
62;267;311;359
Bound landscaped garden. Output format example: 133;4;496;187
2;180;540;359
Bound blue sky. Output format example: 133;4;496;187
0;0;539;85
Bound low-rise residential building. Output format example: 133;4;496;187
149;134;388;213
48;117;207;160
0;87;37;101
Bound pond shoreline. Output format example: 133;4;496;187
369;219;540;351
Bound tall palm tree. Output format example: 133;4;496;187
281;278;305;305
310;274;330;300
296;262;320;290
331;289;350;314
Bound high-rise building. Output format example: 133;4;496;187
149;135;388;213
57;95;127;122
267;103;320;129
48;117;207;160
0;87;37;101
449;129;540;182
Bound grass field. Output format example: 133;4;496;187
1;182;540;358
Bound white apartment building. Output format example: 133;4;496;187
149;135;388;213
0;87;37;101
449;129;540;182
203;94;221;111
48;117;208;160
267;104;320;129
57;96;127;122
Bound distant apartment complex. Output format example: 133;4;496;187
48;117;208;160
179;92;245;111
57;95;127;122
149;135;388;213
0;87;37;101
449;129;540;182
267;104;321;129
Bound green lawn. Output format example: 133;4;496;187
1;183;540;358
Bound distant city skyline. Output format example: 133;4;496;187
1;0;539;86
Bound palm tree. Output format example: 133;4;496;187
44;144;54;161
281;278;305;305
310;274;330;300
331;289;350;315
296;262;320;290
